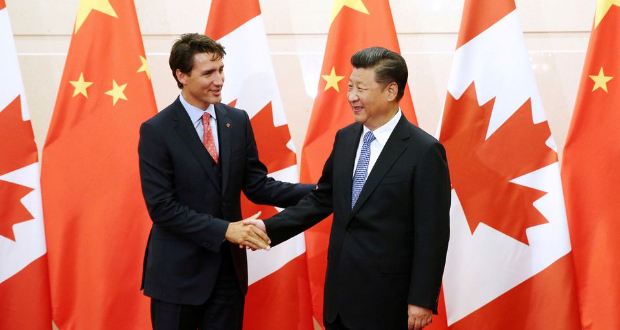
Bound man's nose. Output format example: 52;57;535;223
348;90;358;102
214;72;224;85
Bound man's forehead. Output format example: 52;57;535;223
194;52;223;62
350;67;376;82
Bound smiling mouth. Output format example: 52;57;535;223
352;106;363;113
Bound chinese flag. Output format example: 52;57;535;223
431;0;581;329
40;0;157;328
300;0;417;327
206;1;314;329
562;1;620;329
0;1;52;328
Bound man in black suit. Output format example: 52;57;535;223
138;33;313;330
247;47;451;330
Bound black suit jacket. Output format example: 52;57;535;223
264;115;451;329
138;98;313;305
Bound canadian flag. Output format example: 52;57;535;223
206;1;314;329
0;0;52;328
431;0;582;328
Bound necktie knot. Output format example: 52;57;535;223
363;131;376;145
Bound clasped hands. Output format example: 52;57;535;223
226;213;433;330
224;211;270;250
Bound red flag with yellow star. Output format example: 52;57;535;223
431;0;581;328
562;1;620;329
40;0;156;328
0;1;53;328
300;0;417;327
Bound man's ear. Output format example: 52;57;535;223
176;69;187;86
386;82;398;102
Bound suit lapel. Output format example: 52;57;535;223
215;104;232;195
172;99;221;193
348;116;410;219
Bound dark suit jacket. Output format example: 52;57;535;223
138;98;313;305
264;115;450;329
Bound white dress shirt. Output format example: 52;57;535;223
179;93;220;155
352;110;402;179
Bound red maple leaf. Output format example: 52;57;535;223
0;96;38;175
0;180;34;241
440;83;557;245
232;100;297;219
250;102;297;173
0;95;38;240
227;100;296;172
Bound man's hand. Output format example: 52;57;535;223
408;304;432;330
242;218;266;233
240;218;267;250
224;212;270;250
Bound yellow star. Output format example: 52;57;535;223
595;0;620;28
590;67;613;92
104;79;128;106
74;0;118;34
69;72;94;98
322;67;345;92
331;0;369;24
137;55;151;80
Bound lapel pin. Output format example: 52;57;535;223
226;123;231;128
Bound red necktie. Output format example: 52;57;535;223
202;112;218;164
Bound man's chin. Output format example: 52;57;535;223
352;113;365;124
208;96;222;105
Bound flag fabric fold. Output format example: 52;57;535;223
206;1;314;329
431;0;581;328
41;0;157;328
0;1;52;328
562;1;620;329
301;1;417;326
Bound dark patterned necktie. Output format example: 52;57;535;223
351;131;375;209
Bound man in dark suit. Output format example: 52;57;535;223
247;47;451;330
138;33;313;330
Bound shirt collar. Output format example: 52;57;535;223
179;93;216;125
362;110;401;147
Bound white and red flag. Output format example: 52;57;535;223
0;0;53;328
206;1;314;329
432;0;581;328
562;1;620;329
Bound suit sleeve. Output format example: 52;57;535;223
408;141;451;313
138;121;229;253
240;111;314;206
263;133;337;246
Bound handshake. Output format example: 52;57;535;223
224;211;271;250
